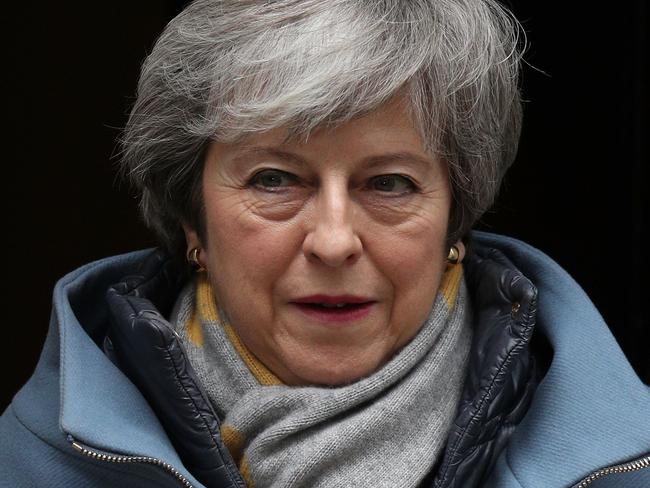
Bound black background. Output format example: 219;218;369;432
3;1;647;410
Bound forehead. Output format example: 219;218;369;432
214;97;433;165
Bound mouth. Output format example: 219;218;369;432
290;295;376;323
296;302;371;311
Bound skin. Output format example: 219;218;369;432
184;98;464;386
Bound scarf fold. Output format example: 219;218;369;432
170;265;473;488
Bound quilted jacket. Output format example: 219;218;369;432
1;231;649;487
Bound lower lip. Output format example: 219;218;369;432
291;302;375;323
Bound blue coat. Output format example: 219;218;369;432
2;232;649;487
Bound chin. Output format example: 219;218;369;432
287;353;384;387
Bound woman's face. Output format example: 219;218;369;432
188;98;452;385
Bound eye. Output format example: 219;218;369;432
369;174;416;194
249;169;298;190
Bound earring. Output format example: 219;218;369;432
187;247;205;272
447;245;460;264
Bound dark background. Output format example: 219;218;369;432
3;1;647;410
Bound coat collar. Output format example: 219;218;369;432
51;249;204;486
472;232;650;487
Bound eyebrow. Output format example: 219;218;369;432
230;147;308;167
231;146;436;171
361;152;436;171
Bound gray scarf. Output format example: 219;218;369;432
170;265;473;488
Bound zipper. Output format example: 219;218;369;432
69;436;196;488
570;453;650;488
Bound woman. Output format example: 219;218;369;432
1;0;648;487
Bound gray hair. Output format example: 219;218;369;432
120;0;525;254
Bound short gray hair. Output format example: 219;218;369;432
121;0;525;254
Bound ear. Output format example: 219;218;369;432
182;223;202;252
454;240;466;263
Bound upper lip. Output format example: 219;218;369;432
291;295;374;304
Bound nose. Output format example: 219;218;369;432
302;184;362;267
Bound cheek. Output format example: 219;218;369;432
204;198;301;293
371;195;448;262
383;233;445;288
374;228;448;348
369;211;449;303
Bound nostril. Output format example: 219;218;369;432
302;224;362;267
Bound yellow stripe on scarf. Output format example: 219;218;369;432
220;424;255;487
185;311;205;347
439;263;463;309
239;457;254;488
189;274;282;386
220;424;244;463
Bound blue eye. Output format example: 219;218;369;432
370;174;415;194
250;170;298;190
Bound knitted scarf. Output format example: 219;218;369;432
170;264;473;488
